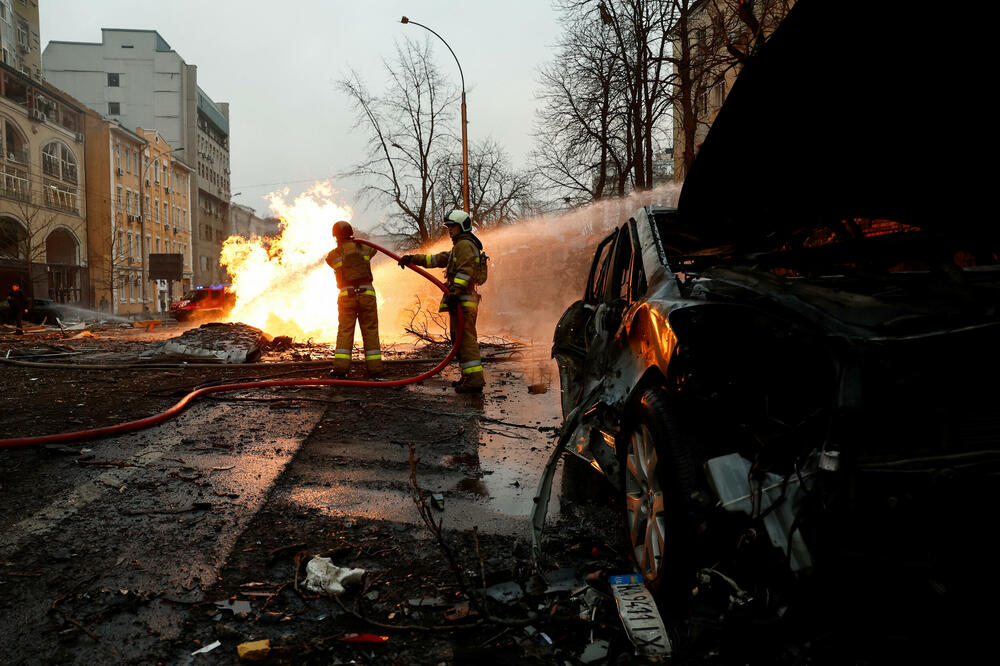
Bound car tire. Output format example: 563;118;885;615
620;387;698;611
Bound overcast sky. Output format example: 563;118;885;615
39;0;561;230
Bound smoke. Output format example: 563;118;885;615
372;183;680;346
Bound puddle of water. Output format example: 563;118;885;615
477;360;564;517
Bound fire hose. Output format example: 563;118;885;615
0;239;464;450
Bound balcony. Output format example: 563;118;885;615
0;171;31;203
4;147;30;165
43;184;79;213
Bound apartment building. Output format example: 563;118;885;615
0;61;87;303
82;109;146;314
43;28;230;290
137;127;193;310
230;203;279;240
0;0;40;81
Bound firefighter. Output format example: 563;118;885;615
325;220;382;378
398;210;486;394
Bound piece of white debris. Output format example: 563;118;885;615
303;555;366;596
190;640;221;655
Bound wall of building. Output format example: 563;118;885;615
0;64;88;304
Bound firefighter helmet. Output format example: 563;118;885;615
443;210;473;234
332;220;354;239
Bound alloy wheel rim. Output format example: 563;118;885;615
624;423;666;581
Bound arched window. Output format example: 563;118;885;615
0;216;26;259
1;116;29;165
42;141;79;184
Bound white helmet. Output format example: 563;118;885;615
443;209;473;234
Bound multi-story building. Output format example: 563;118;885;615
0;62;88;303
137;127;193;310
0;0;41;81
229;203;279;240
42;28;230;291
82;108;146;314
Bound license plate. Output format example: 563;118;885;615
609;574;672;658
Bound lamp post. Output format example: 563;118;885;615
400;16;469;213
139;146;182;310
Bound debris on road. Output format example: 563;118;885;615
236;638;271;660
302;556;365;595
609;573;672;658
139;322;270;363
190;639;221;655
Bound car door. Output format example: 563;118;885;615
553;222;645;415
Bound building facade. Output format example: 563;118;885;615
0;0;41;81
82;109;146;314
229;203;279;240
0;62;87;304
137;127;193;309
42;28;230;290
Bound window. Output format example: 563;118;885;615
154;198;160;223
116;186;123;212
107;73;119;87
125;191;132;215
119;272;126;302
108;102;120;115
153;160;160;184
163;201;168;223
144;195;150;219
155;238;160;252
128;232;133;258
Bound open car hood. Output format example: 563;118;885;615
677;0;997;248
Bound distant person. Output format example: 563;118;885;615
7;284;29;334
398;210;487;394
99;295;109;313
325;220;382;378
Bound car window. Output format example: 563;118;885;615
628;220;648;299
586;230;617;303
609;229;633;302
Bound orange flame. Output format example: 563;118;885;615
220;183;353;341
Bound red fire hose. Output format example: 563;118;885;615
0;240;464;450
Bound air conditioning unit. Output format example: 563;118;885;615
29;109;45;122
145;179;151;186
164;186;170;194
116;167;124;176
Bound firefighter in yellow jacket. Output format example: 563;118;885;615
398;210;485;394
326;220;382;378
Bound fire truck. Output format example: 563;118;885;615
169;285;236;322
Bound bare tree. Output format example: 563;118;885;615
434;139;537;229
533;0;792;194
89;222;129;308
534;0;674;204
339;38;457;243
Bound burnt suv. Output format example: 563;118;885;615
553;0;997;658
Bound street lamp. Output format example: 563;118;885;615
400;16;469;213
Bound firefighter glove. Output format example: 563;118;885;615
398;255;415;268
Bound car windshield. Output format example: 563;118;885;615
182;290;210;302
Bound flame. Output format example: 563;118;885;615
220;182;354;341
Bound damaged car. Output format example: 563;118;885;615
552;0;997;658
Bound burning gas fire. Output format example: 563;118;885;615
220;183;355;341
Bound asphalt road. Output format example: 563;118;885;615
0;351;592;664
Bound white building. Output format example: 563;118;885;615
42;29;230;287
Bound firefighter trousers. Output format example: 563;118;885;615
334;291;382;374
448;295;484;388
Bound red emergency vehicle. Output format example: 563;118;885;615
169;285;236;322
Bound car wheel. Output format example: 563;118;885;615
621;388;698;605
